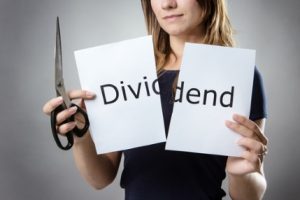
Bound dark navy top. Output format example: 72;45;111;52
120;67;267;200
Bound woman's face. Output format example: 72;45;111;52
150;0;204;37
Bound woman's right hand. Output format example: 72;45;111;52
42;90;96;136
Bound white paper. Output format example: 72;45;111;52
165;43;255;157
74;36;166;154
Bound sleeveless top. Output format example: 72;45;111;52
120;67;267;200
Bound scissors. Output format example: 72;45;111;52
51;17;90;150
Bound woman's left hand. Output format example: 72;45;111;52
225;114;268;176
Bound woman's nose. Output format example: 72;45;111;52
161;0;177;10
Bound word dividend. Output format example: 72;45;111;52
99;76;235;108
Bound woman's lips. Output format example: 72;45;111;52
163;14;184;21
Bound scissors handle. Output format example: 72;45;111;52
50;103;90;150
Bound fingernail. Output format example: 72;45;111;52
56;96;64;104
225;120;233;127
233;114;242;121
232;113;239;119
70;106;78;114
86;91;96;97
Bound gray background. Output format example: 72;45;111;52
0;0;299;199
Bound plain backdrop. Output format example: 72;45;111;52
0;0;299;199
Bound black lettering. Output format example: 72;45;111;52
120;81;127;101
174;81;184;102
143;76;150;96
128;83;142;98
186;88;200;104
100;77;234;108
152;78;160;95
100;84;119;104
220;86;234;107
203;90;217;106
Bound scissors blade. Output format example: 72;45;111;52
55;17;63;89
55;17;71;108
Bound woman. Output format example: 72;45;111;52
43;0;268;199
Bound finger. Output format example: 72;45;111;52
72;98;86;110
74;110;86;124
225;120;255;138
56;106;78;125
241;151;260;164
232;114;261;134
238;137;266;154
42;96;63;115
57;122;76;135
68;90;96;100
232;114;268;145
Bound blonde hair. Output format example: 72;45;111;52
141;0;235;74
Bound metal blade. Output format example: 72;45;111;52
55;16;63;90
54;17;71;108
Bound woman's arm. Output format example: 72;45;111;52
43;90;122;190
227;170;266;200
225;116;268;200
72;132;122;190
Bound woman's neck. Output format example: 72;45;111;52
164;30;205;71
